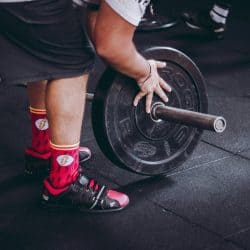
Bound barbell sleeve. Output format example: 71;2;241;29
151;103;226;133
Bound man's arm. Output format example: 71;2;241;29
86;1;171;113
93;2;149;82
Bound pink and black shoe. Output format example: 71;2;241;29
42;174;129;213
24;146;92;178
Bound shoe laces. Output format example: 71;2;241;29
87;179;100;192
78;172;102;193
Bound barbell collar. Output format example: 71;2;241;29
151;102;226;133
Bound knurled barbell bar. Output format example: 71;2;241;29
86;95;226;133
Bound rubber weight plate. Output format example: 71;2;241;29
92;47;208;176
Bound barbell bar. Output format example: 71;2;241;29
86;92;226;133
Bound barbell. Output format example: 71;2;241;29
86;47;226;176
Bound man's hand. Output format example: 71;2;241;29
133;60;172;113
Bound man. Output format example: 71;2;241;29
0;0;171;212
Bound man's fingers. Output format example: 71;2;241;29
133;91;146;106
146;93;153;113
155;60;166;69
159;77;172;92
155;86;169;103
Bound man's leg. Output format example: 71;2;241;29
27;81;48;110
27;81;49;157
46;75;86;146
25;80;91;176
42;75;129;212
25;81;51;176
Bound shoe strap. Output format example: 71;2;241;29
89;185;107;210
77;174;108;209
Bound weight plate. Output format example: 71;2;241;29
92;47;208;176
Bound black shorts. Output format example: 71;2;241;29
0;0;95;85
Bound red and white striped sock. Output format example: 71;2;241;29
25;107;51;159
43;142;80;195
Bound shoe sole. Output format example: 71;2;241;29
41;199;128;213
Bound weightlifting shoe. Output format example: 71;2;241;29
24;146;92;178
182;10;226;39
42;173;129;213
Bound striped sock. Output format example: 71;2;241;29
44;142;80;195
25;107;51;159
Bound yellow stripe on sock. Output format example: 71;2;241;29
50;141;80;150
29;106;47;115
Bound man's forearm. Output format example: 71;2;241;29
93;2;150;82
96;41;150;82
86;11;149;82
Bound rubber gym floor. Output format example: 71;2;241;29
0;0;250;249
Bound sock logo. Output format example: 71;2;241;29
35;119;49;131
56;155;74;167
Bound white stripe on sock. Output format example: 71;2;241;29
213;4;229;17
210;10;227;24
